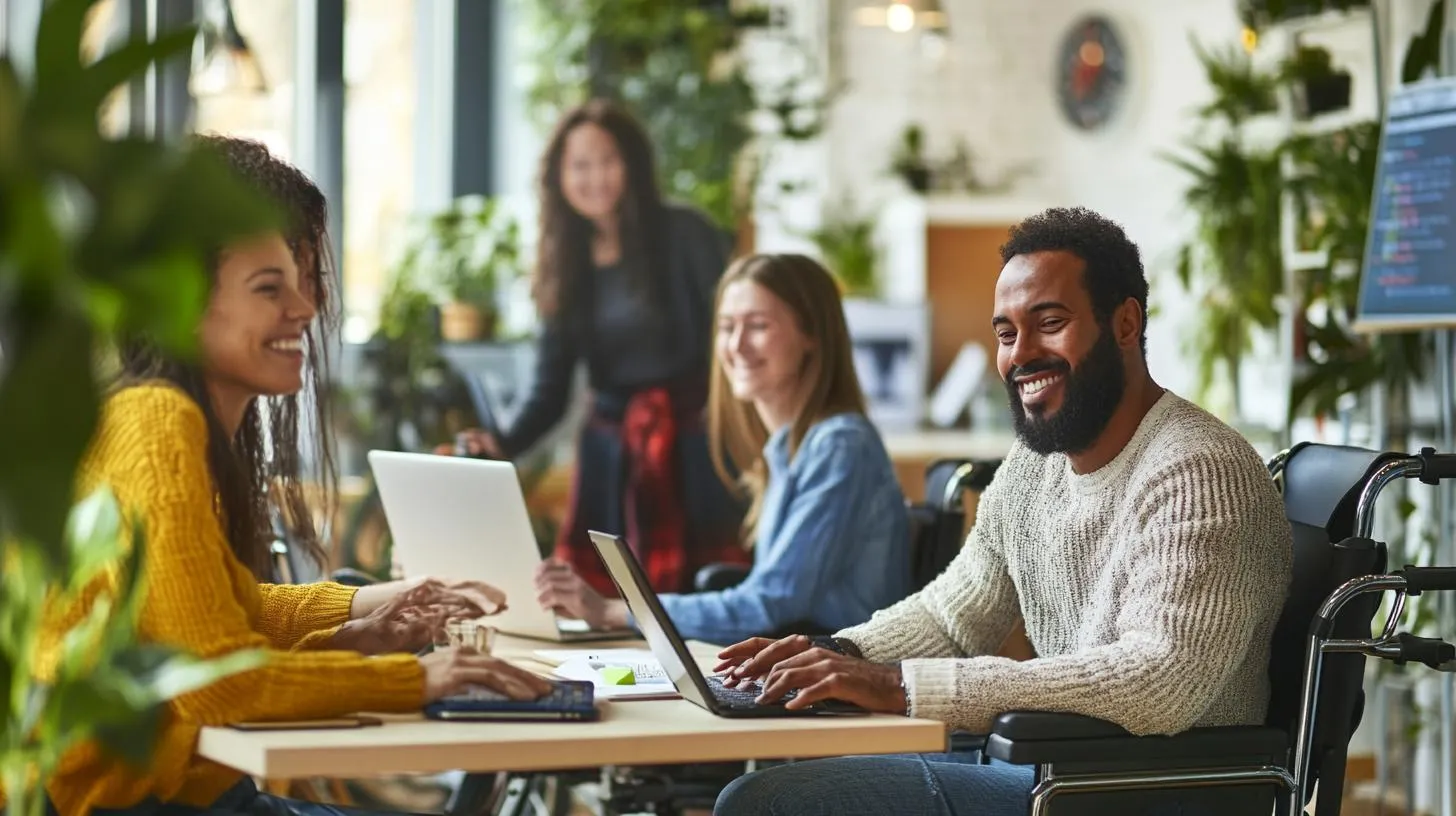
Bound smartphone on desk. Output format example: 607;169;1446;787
229;716;383;731
425;680;599;722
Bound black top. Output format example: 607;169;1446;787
498;204;731;456
589;261;676;385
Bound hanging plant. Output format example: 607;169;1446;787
1164;41;1286;412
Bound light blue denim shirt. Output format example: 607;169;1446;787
657;412;912;645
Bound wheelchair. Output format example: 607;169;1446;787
968;443;1456;815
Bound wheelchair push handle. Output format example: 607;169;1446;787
1416;447;1456;485
1399;565;1456;594
1394;632;1456;670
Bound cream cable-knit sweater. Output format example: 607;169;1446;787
839;391;1292;736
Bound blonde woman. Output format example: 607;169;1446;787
535;254;911;645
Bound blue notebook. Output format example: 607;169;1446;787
424;680;599;722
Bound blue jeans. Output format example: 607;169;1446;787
714;750;1034;816
713;750;1273;815
53;778;403;816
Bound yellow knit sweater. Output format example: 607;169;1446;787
38;384;425;816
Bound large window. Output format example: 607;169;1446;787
340;0;417;343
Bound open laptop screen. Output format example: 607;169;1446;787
587;530;720;712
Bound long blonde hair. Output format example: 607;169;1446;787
706;254;867;545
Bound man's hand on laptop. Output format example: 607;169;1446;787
714;635;816;686
534;558;630;630
714;635;908;714
756;649;906;713
419;649;554;701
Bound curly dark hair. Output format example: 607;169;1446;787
533;99;666;320
999;206;1148;353
116;134;338;580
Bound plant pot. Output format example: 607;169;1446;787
439;302;494;342
1295;72;1352;118
899;167;932;193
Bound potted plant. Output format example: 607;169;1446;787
805;202;881;299
890;124;932;193
1;1;278;813
1165;42;1287;415
1239;0;1371;30
394;196;522;344
1282;44;1352;119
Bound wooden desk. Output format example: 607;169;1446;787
196;635;948;779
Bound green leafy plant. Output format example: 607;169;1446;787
805;202;880;299
364;264;468;452
890;124;931;193
1191;40;1279;123
1282;122;1418;423
1238;0;1371;30
1165;41;1286;413
1284;1;1446;437
520;0;759;230
402;196;523;319
1281;44;1353;118
0;1;283;814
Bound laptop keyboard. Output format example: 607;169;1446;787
705;675;798;710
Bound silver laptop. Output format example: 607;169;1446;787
587;530;867;717
367;450;633;642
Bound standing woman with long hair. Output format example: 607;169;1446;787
453;99;749;599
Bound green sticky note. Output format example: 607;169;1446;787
600;666;636;686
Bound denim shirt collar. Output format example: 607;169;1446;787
764;423;793;476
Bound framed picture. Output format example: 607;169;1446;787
842;299;929;430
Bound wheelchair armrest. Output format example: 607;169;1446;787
992;711;1130;741
695;563;752;592
330;567;380;587
985;712;1287;768
948;731;987;753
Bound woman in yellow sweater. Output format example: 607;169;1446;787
41;137;551;816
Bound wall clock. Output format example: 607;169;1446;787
1057;15;1129;131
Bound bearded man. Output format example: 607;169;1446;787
711;206;1294;816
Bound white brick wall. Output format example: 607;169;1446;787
806;0;1247;401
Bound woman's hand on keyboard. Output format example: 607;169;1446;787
714;635;818;689
335;577;504;655
420;649;554;702
534;559;629;630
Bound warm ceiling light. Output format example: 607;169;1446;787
1241;27;1259;53
887;3;915;32
189;0;266;97
854;1;949;34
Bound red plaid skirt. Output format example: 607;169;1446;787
552;386;750;596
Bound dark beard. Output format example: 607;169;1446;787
1005;327;1125;456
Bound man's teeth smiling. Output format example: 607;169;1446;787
1020;375;1061;396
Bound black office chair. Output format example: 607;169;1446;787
979;443;1456;815
692;457;1003;600
909;457;1001;590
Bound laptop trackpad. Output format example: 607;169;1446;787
556;618;592;633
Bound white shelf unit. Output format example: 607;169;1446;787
1240;6;1382;445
